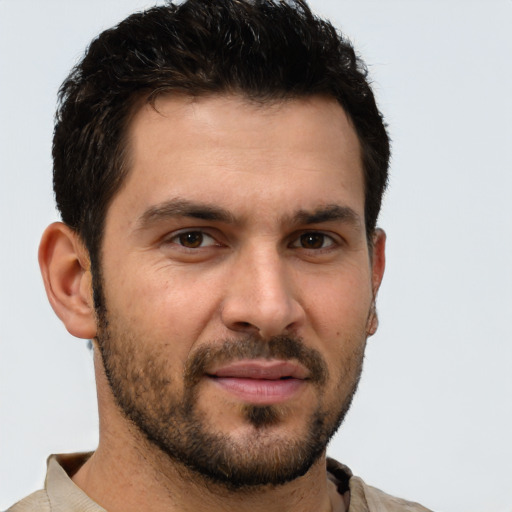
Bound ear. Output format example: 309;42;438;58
366;228;386;336
38;222;97;339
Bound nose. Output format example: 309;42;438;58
220;244;305;339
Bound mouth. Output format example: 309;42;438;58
206;359;309;405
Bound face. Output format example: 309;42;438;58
95;94;384;488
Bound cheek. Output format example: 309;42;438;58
103;261;224;352
300;267;372;387
303;268;373;335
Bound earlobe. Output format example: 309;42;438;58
366;301;379;336
38;222;97;339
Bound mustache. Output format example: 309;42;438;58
183;334;328;387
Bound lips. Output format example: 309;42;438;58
206;359;309;405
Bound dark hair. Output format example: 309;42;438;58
53;0;390;279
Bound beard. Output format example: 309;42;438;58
94;284;366;490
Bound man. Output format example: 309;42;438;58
8;0;431;511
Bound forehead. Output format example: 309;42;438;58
128;93;361;164
113;93;364;225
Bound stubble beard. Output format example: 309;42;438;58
94;282;366;490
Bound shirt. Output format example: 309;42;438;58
7;453;433;512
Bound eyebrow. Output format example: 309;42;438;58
289;204;362;228
136;198;362;231
136;198;236;230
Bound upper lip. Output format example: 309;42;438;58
207;359;309;380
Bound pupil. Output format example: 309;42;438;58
301;233;323;249
180;232;203;248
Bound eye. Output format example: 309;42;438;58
291;232;336;250
169;230;218;249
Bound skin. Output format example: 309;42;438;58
39;94;385;512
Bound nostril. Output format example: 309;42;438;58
230;321;258;333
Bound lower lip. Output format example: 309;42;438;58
210;377;305;405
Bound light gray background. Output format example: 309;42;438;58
1;1;511;510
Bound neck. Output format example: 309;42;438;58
73;442;340;512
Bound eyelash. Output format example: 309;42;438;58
165;230;221;250
163;229;339;252
289;232;337;250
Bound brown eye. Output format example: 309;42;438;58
299;232;327;249
178;231;204;248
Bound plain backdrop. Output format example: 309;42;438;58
1;1;511;511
